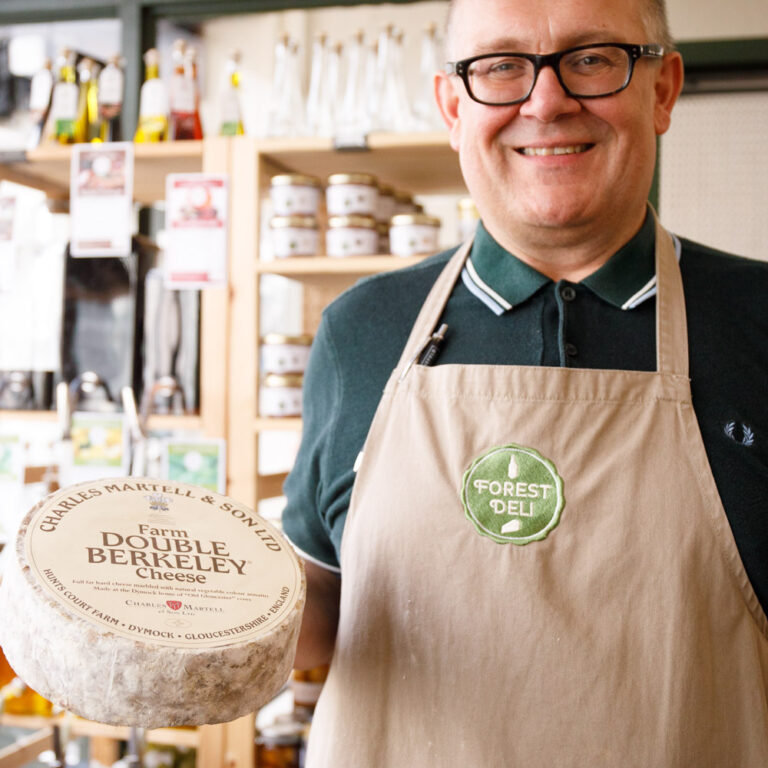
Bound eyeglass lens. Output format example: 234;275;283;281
466;46;632;104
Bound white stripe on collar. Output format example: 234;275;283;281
461;266;507;315
465;256;513;312
620;233;682;310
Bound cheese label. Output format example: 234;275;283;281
23;478;303;648
461;444;565;545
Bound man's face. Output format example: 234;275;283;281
436;0;683;251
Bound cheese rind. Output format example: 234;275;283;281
0;479;305;727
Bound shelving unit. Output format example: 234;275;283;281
0;138;231;768
226;131;465;515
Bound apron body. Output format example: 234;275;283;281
306;217;768;767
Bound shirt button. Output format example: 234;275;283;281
564;343;578;357
561;285;577;301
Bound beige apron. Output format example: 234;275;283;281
306;216;768;767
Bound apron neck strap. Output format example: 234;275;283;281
396;211;689;378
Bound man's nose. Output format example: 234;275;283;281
517;65;582;121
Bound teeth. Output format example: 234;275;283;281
519;144;589;156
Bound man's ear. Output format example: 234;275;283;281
654;51;684;135
435;71;462;151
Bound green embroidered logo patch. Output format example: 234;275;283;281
461;444;564;545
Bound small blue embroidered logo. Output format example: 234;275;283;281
724;421;755;447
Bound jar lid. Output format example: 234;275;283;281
270;215;318;229
256;721;304;747
393;189;414;203
390;213;441;228
327;215;378;230
327;172;378;187
270;173;322;188
263;373;304;388
261;333;314;346
378;183;395;196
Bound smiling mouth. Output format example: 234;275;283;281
516;144;593;156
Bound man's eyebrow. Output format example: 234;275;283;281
463;32;625;56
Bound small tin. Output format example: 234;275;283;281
458;196;480;241
326;215;379;257
261;333;313;375
270;174;322;216
376;183;396;224
393;189;418;216
389;213;441;257
326;173;379;217
260;373;303;417
270;215;319;258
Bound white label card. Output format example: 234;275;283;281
70;143;134;258
162;438;226;494
164;174;229;289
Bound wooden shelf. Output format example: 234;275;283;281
0;411;202;432
252;131;464;195
256;255;428;277
0;714;200;748
0;141;203;205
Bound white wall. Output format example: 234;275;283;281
668;0;768;42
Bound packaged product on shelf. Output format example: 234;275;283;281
290;664;329;720
457;196;480;241
393;189;418;216
375;183;396;225
26;58;53;149
326;215;379;257
219;50;244;136
260;373;303;417
134;48;169;142
269;174;322;217
98;56;124;142
1;646;54;716
77;58;104;143
169;40;203;141
261;334;313;375
0;477;306;727
325;173;378;217
389;213;441;257
255;720;303;768
377;221;390;255
270;216;319;259
49;49;81;144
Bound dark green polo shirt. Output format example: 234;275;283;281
282;212;768;610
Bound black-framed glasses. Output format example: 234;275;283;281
445;43;665;106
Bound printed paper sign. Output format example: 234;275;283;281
164;174;228;289
70;143;134;257
58;412;130;487
162;438;226;494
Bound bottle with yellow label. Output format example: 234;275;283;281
134;48;169;142
1;646;53;716
219;50;244;136
78;58;104;143
50;49;80;144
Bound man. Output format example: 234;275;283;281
283;0;768;764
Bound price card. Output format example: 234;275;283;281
164;174;229;289
58;412;130;487
70;142;134;257
162;437;226;493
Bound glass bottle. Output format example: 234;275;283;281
78;58;104;143
317;41;342;137
50;48;80;144
267;35;304;137
26;58;53;149
134;48;169;142
219;50;244;136
339;30;366;135
414;23;445;131
169;39;203;140
98;55;123;142
305;33;328;136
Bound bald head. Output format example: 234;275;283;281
445;0;675;57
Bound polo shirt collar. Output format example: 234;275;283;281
464;210;656;315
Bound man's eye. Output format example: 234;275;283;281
483;59;528;77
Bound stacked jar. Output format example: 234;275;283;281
259;333;313;417
269;174;322;258
325;173;380;257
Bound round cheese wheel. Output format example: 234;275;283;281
0;477;305;728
